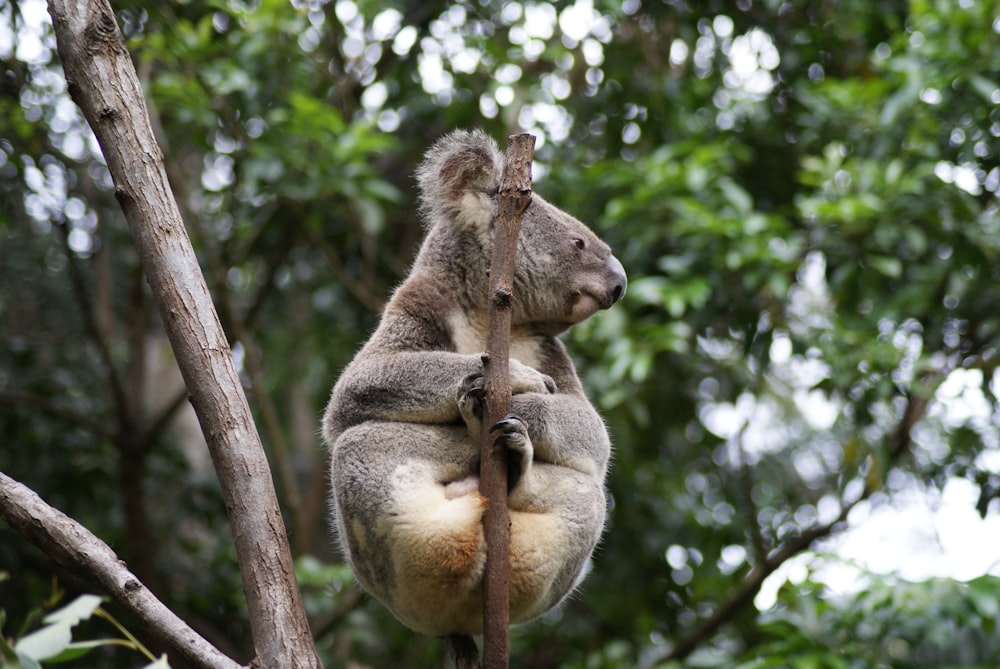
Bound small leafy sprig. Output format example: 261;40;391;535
2;588;168;669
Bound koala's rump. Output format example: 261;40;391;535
330;421;603;636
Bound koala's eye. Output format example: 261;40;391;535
571;238;586;251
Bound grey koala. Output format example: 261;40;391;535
322;129;627;636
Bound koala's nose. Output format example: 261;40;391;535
608;255;627;303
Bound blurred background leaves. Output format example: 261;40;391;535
1;0;998;666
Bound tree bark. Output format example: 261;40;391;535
44;2;320;667
446;633;482;669
478;133;536;669
0;472;243;669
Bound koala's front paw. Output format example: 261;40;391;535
457;371;485;435
509;359;557;395
492;413;534;493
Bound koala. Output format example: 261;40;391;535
322;129;627;637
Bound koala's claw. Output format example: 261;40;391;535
491;412;525;431
491;414;530;455
461;371;484;389
457;372;486;437
491;413;532;493
457;373;486;420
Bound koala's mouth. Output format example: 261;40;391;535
569;291;604;322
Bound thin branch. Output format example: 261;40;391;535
116;265;160;591
0;471;243;669
477;133;536;669
236;332;306;530
286;292;328;555
141;387;190;446
308;588;364;643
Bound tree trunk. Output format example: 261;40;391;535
44;1;320;666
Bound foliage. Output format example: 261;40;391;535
1;0;998;666
722;572;1000;669
1;586;168;669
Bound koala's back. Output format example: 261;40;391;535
323;130;625;637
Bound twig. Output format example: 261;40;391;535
141;387;191;446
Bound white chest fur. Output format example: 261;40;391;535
447;311;542;370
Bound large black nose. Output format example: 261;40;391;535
608;255;627;303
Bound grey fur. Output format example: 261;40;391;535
323;129;627;636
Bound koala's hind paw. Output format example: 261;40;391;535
491;414;530;454
492;413;534;493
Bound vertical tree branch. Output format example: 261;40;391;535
479;133;536;669
446;633;482;669
44;2;320;666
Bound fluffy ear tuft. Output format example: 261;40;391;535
416;129;501;228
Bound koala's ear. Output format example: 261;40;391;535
416;129;501;229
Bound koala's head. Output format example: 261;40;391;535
416;129;627;334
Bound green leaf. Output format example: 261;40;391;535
363;178;403;204
14;652;42;669
878;76;921;129
44;639;109;663
41;595;102;627
867;255;902;278
966;575;1000;619
14;595;103;662
356;198;384;235
720;177;753;215
13;622;72;662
